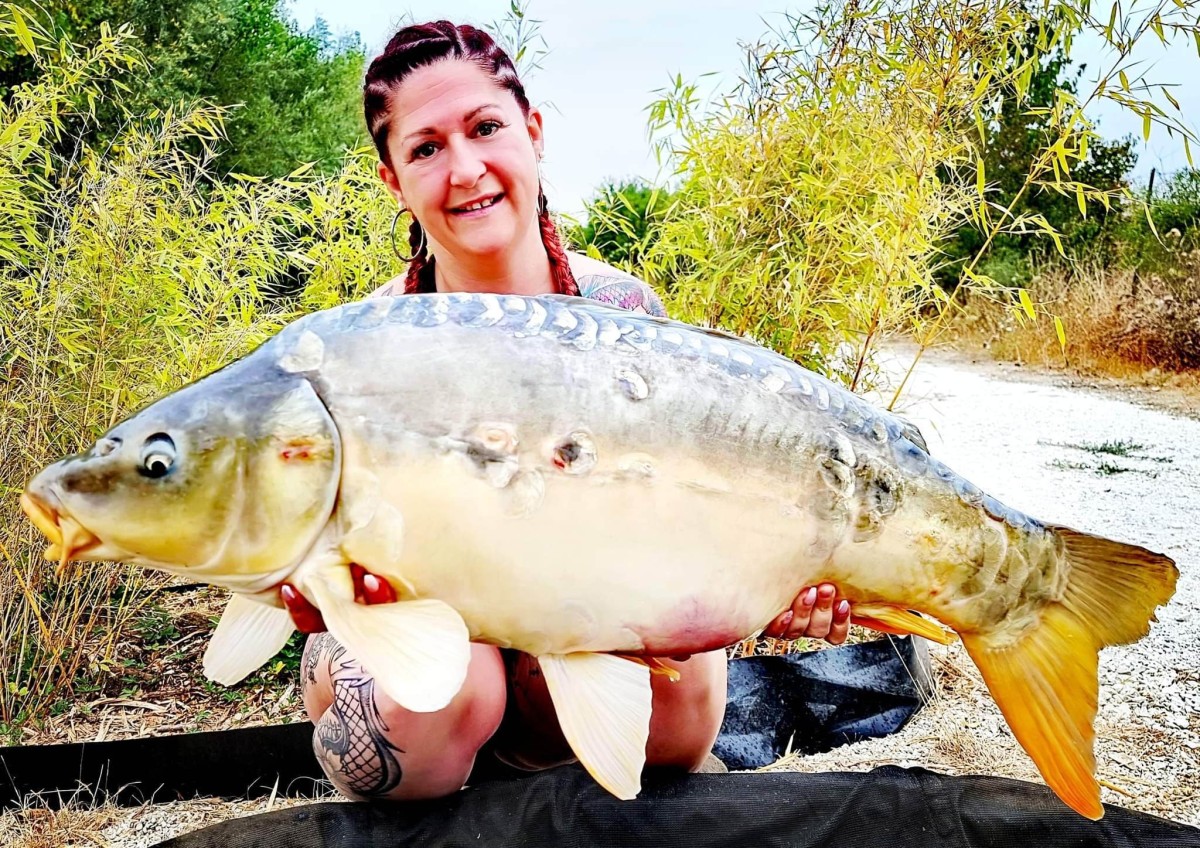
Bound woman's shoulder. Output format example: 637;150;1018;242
566;252;667;317
367;275;405;298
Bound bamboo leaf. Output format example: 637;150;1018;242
1076;184;1087;218
1054;315;1067;351
1018;288;1036;321
9;5;37;56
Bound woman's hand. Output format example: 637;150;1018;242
282;572;852;647
761;584;851;645
280;564;397;633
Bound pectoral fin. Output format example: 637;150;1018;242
538;653;653;800
305;569;470;714
850;603;956;645
202;593;296;685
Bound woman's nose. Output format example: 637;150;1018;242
446;138;486;187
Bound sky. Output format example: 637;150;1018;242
285;0;1199;218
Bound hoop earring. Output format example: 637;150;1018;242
390;208;425;262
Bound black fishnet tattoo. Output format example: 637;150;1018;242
311;639;405;797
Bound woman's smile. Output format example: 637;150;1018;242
449;192;505;219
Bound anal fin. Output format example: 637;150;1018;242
305;569;470;714
851;602;956;645
538;653;653;800
202;593;295;685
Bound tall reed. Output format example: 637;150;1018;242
0;7;401;726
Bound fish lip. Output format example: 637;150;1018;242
20;491;62;546
20;490;102;575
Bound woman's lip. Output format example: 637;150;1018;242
449;193;504;215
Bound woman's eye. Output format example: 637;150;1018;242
476;120;502;137
412;142;438;160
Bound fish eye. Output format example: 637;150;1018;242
139;433;176;479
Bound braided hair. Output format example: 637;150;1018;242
364;21;578;296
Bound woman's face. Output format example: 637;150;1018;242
379;59;544;263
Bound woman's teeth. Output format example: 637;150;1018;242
456;196;500;213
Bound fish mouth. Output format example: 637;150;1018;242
19;491;103;576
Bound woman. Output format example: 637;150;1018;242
285;20;853;802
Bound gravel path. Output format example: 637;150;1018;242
776;346;1200;825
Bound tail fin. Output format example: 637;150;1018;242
960;526;1177;821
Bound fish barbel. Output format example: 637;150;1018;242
20;293;1178;818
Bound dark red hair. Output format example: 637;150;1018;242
364;21;578;296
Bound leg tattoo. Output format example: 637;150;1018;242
311;638;405;797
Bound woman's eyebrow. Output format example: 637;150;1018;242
402;104;502;143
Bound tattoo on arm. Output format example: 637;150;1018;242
576;274;667;317
309;636;405;797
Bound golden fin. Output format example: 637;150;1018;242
962;607;1102;820
614;655;682;682
850;603;956;645
962;526;1176;821
1050;525;1178;645
538;653;653;800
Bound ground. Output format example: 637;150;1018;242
2;342;1197;846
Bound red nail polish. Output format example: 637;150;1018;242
362;573;397;605
280;584;326;633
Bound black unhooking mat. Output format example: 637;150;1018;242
154;765;1200;848
0;636;931;807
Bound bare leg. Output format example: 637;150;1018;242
301;636;728;800
301;633;507;800
493;649;728;773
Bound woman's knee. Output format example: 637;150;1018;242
304;637;508;800
644;650;728;771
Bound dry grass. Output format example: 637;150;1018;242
16;587;308;747
956;258;1200;377
0;787;342;848
0;804;121;848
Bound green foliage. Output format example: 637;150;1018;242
0;8;402;726
571;179;673;271
643;0;1036;386
638;0;1200;398
938;13;1141;286
1;0;367;177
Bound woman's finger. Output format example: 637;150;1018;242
782;586;819;639
826;600;851;645
281;583;327;633
796;583;836;639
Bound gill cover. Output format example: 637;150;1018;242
225;377;342;577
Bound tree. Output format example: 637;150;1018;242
1;0;366;177
572;179;673;271
937;13;1138;287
